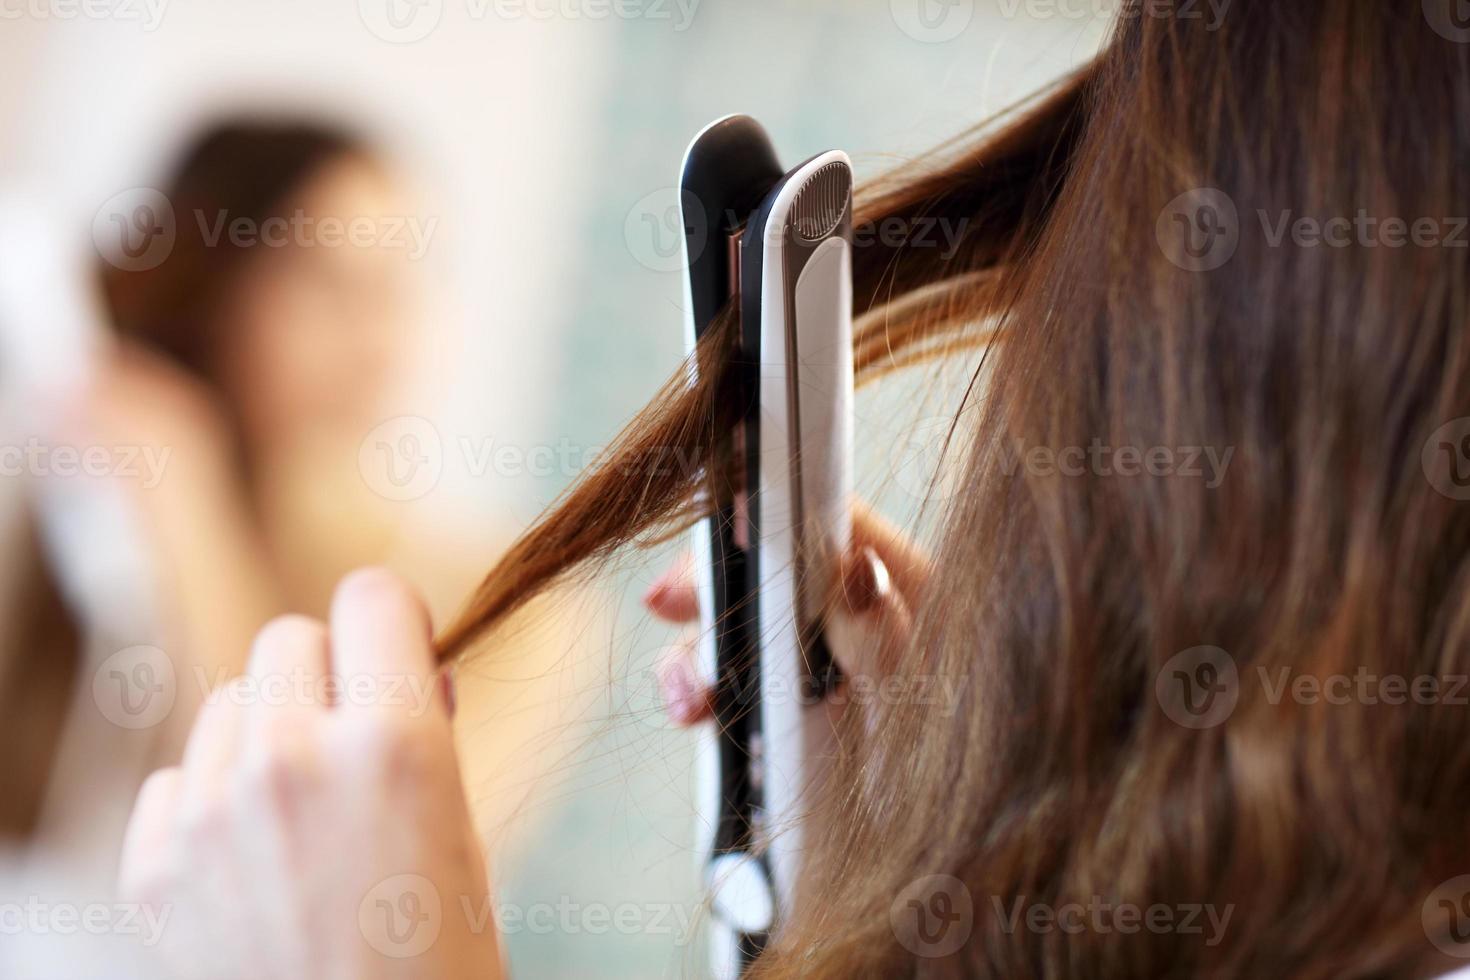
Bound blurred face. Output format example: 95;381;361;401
211;154;428;452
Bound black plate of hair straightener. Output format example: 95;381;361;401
679;115;854;979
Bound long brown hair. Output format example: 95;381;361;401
100;120;368;459
439;3;1470;975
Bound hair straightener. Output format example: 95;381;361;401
679;115;854;978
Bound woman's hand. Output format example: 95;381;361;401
64;341;237;486
61;342;281;746
645;500;931;726
118;569;502;980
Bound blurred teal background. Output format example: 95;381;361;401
502;4;1105;977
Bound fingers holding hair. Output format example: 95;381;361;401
328;567;442;721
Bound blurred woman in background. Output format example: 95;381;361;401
1;119;582;856
92;121;430;678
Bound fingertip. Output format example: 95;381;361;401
642;558;701;623
641;580;670;610
328;567;436;695
657;651;713;726
135;765;184;808
334;565;412;605
644;584;701;622
332;567;430;633
249;614;328;666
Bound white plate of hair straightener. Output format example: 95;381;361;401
679;115;854;978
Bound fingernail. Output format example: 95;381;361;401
439;670;457;718
843;547;892;615
642;567;680;610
